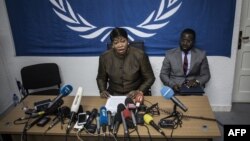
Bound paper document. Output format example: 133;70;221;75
105;96;126;115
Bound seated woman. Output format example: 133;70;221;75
96;27;155;98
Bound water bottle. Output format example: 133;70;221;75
13;94;19;106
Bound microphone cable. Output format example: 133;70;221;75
102;129;107;141
160;107;220;125
135;128;142;141
21;125;28;141
76;126;118;141
107;112;114;141
182;114;222;125
14;117;29;125
14;110;44;125
76;128;86;141
21;115;31;141
128;128;142;141
142;124;152;141
160;110;183;128
43;115;60;135
159;108;183;140
122;120;131;141
160;107;221;140
65;116;71;141
107;126;112;141
124;134;131;141
107;132;118;141
65;131;68;141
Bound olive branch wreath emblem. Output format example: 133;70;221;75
50;0;182;42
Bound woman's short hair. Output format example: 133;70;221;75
110;27;128;42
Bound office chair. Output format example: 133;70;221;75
106;41;151;96
21;63;62;96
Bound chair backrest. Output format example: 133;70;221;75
107;41;144;50
21;63;61;95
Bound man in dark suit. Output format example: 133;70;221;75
160;28;210;92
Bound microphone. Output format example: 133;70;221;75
99;106;108;133
84;108;98;129
33;85;71;117
161;86;188;112
24;85;72;131
107;110;112;132
135;93;144;108
113;103;126;136
96;113;100;134
47;85;73;110
120;104;129;137
46;106;70;131
25;116;45;130
67;87;83;132
144;114;166;136
125;98;137;129
70;87;83;113
125;97;136;110
23;98;65;130
122;108;135;129
46;116;60;131
20;111;46;120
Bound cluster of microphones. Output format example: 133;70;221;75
19;85;73;130
68;93;168;137
19;84;188;137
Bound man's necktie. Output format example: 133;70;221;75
183;52;188;75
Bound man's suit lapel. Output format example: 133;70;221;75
176;48;184;75
189;48;196;75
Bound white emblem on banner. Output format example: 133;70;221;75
50;0;182;42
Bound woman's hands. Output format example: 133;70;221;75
127;90;143;99
100;90;145;99
100;90;110;98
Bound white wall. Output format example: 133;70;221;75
0;0;241;114
0;0;17;114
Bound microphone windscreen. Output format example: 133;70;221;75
70;87;83;112
85;108;97;128
99;106;108;125
125;98;136;109
125;97;134;105
123;108;131;119
161;86;174;99
114;112;122;123
143;114;153;124
117;103;126;113
90;108;98;116
59;106;71;118
60;85;73;96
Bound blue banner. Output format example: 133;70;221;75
6;0;236;57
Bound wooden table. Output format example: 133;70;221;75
0;95;221;141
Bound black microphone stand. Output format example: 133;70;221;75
160;104;183;128
164;104;180;117
168;104;178;117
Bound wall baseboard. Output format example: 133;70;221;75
0;103;14;120
211;105;232;112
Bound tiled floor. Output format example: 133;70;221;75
213;103;250;141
